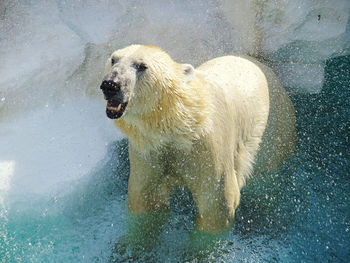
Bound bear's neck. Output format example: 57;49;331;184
114;76;212;154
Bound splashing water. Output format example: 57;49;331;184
0;1;349;262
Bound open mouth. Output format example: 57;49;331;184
106;101;128;119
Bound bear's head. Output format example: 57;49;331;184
100;45;195;119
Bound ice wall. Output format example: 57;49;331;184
1;0;349;120
222;0;350;92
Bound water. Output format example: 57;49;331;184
0;55;349;262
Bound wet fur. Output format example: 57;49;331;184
104;45;296;233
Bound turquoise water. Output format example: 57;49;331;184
0;56;349;262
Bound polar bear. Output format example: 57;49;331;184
100;45;296;234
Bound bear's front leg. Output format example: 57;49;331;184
184;174;233;255
182;146;239;234
191;179;232;234
128;145;170;213
112;145;170;259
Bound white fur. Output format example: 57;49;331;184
105;45;296;233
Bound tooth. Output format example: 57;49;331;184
116;104;122;111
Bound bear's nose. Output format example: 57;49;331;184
100;80;120;92
100;80;121;100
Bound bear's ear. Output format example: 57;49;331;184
181;64;195;83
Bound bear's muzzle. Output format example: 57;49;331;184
100;80;128;119
100;80;120;100
106;101;128;119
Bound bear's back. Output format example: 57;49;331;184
196;55;296;174
197;56;270;104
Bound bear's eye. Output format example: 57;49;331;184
111;58;116;65
134;63;147;72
